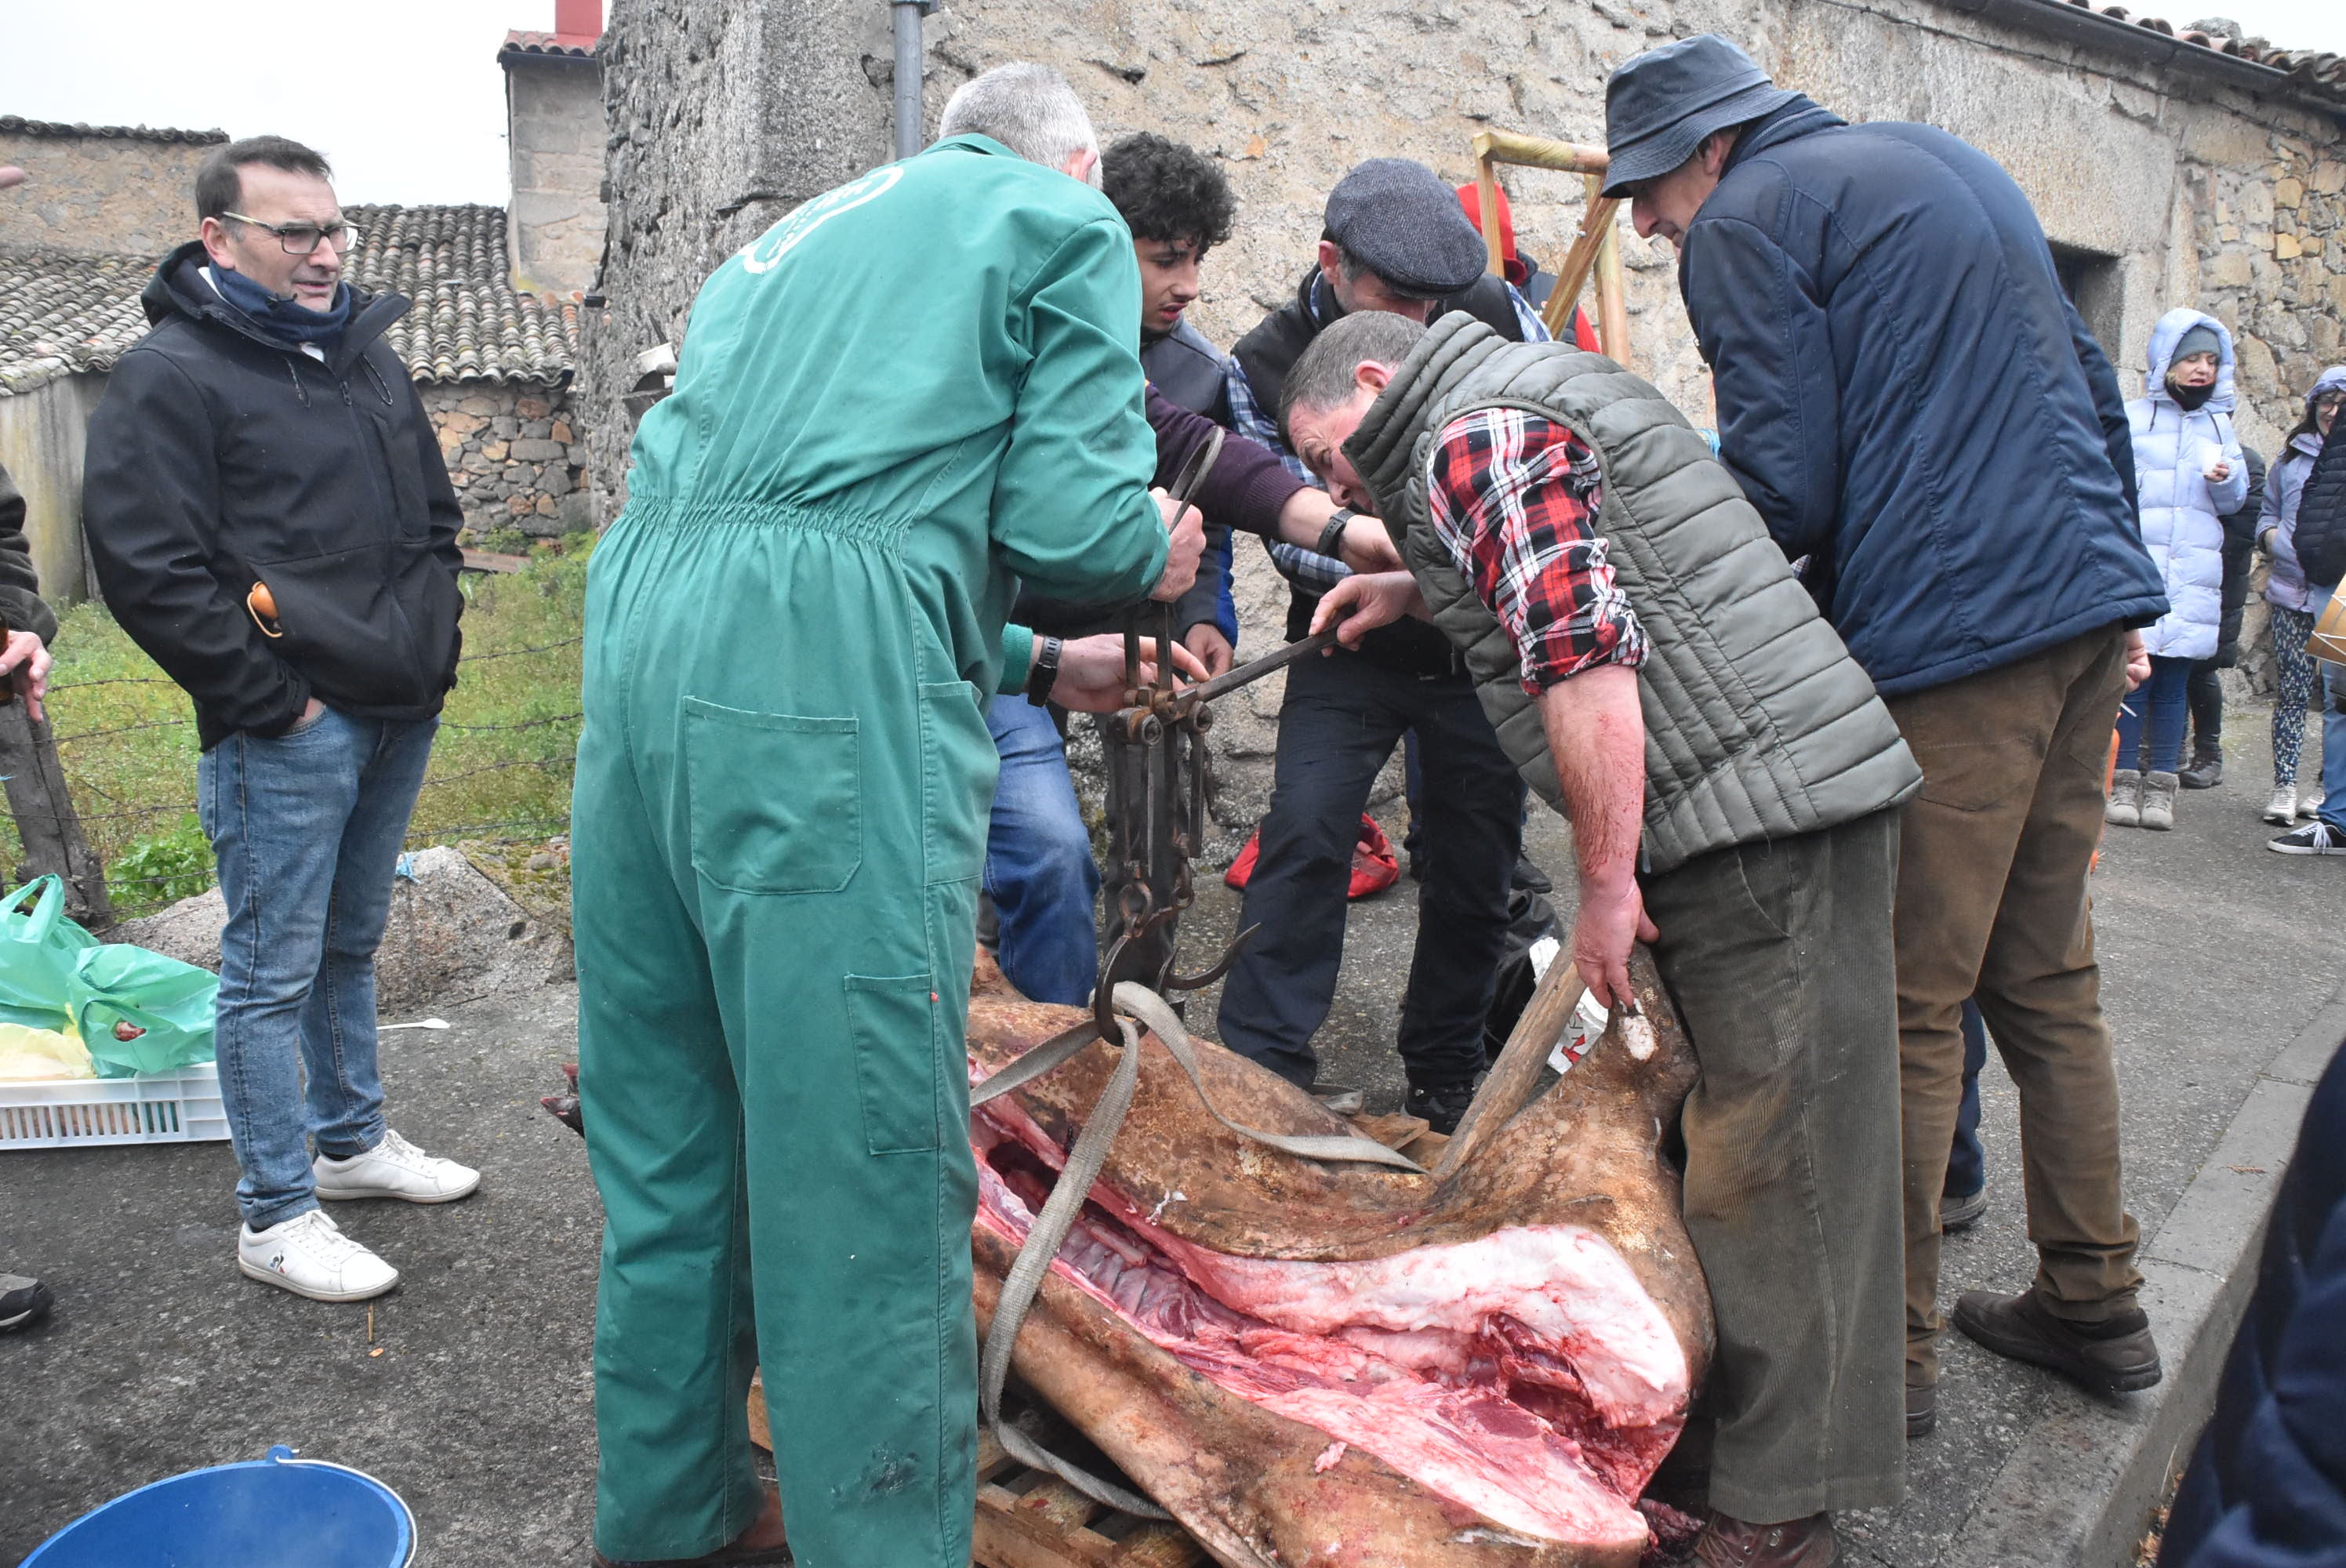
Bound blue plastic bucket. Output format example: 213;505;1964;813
22;1445;416;1568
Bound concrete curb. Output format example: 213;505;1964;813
1937;980;2346;1568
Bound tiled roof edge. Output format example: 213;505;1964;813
497;30;601;61
1924;0;2346;107
0;116;229;146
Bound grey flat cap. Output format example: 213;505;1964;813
1602;34;1796;198
1323;158;1489;299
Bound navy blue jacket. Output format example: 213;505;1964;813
2295;423;2346;590
1683;100;2167;696
2159;1036;2346;1568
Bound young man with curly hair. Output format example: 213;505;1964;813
1102;132;1240;673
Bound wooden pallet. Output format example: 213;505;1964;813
749;1375;1211;1568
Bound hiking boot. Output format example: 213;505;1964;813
314;1128;481;1204
2104;769;2141;827
2137;771;2179;830
0;1272;53;1332
2177;745;2222;789
1951;1288;2161;1395
2268;820;2346;855
1905;1381;1935;1439
592;1483;790;1566
238;1210;399;1302
1692;1510;1839;1567
1405;1080;1479;1136
1940;1185;1988;1232
2264;786;2301;824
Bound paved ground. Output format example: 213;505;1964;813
4;715;2338;1566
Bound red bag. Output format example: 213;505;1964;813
1223;815;1400;899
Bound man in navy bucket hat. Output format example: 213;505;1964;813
1603;34;2170;1567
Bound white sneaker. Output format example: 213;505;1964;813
238;1210;399;1301
2264;786;2299;824
313;1128;481;1204
2301;790;2324;822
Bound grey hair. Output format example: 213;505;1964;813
938;63;1099;171
1282;310;1430;435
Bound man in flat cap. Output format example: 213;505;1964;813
1214;158;1545;1134
1603;29;2169;1494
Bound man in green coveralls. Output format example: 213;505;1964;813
573;64;1204;1568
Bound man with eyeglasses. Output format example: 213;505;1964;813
84;135;478;1306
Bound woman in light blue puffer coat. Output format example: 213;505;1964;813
2112;309;2249;831
2257;365;2346;825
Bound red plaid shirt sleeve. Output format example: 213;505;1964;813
1425;409;1648;694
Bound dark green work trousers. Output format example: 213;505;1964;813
1640;807;1908;1523
573;507;991;1566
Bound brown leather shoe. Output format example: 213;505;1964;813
1691;1509;1839;1567
1951;1288;2161;1395
1906;1381;1935;1439
590;1483;790;1567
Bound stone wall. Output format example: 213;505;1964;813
578;0;2346;828
0;372;104;605
421;383;594;543
505;58;610;296
0;131;216;259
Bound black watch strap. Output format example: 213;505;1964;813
1023;634;1064;706
1314;507;1356;563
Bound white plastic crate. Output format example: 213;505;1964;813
0;1062;229;1149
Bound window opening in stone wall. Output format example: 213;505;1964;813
2050;242;2123;366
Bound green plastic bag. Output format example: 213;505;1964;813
0;876;95;1032
0;876;217;1078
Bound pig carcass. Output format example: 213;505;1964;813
968;947;1710;1568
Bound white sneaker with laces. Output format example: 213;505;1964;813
2264;786;2300;824
2301;790;2325;822
238;1210;399;1301
313;1128;481;1204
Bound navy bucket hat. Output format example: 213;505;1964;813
1601;34;1796;198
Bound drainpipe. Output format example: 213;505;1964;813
891;1;938;160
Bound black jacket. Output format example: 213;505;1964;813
1233;267;1529;677
0;462;59;646
83;245;465;750
1681;98;2166;695
2158;1036;2346;1568
2210;445;2267;667
2294;423;2346;590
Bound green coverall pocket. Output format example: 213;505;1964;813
844;973;943;1155
920;681;993;886
682;697;861;895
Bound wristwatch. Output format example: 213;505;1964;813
1023;634;1065;707
1315;507;1358;564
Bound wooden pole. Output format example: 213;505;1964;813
1471;136;1506;280
1473;129;1609;175
1596;193;1632;367
0;702;113;929
1542;189;1622;342
1431;959;1585;1181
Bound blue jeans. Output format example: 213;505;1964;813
982;696;1099;1005
198;706;438;1229
2322;658;2346;831
2115;654;2192;774
1945;1000;1988;1199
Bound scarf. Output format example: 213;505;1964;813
207;263;352;350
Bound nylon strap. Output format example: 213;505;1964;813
971;984;1424;1518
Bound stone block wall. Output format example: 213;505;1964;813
422;383;594;542
506;60;611;297
0;131;217;259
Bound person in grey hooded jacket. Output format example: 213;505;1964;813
2257;367;2346;829
2110;310;2249;832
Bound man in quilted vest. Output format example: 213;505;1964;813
1293;307;1922;1568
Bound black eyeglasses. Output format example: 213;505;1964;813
221;212;359;256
